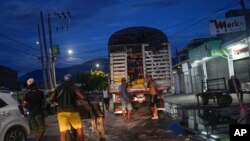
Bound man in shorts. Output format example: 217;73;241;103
50;74;85;141
146;75;159;119
119;78;133;120
23;78;46;141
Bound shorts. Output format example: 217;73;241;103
149;94;158;107
103;98;110;105
29;115;46;132
57;112;82;132
120;99;133;111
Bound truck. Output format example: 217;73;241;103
108;26;172;114
108;27;173;114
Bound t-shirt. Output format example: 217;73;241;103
24;89;44;116
103;90;109;98
118;85;130;101
55;82;78;112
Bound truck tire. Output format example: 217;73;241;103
217;94;232;107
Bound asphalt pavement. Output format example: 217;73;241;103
27;92;250;141
27;99;209;141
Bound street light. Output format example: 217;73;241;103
91;63;100;72
96;63;100;68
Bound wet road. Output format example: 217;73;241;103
103;107;193;141
27;104;209;141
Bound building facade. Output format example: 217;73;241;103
173;9;250;94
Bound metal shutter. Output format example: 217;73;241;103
233;58;250;82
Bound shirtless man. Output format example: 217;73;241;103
146;75;159;119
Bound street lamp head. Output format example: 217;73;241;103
36;41;39;45
91;63;100;72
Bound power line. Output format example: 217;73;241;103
0;33;40;53
35;0;241;65
0;42;39;58
169;0;238;36
0;41;40;57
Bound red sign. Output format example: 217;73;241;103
209;16;246;35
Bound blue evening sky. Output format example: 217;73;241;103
0;0;249;76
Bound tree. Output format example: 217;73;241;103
76;70;108;92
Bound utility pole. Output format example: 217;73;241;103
38;11;71;89
240;0;246;10
37;24;48;90
48;11;71;89
48;14;56;88
40;11;53;90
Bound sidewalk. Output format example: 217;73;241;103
165;92;250;106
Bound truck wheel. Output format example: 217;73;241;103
201;96;208;105
217;94;232;107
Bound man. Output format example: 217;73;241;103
228;75;244;105
103;86;110;110
146;75;159;119
23;78;46;141
50;74;85;141
119;78;133;120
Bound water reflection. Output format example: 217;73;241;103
169;122;185;136
165;102;249;140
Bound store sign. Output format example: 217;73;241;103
210;48;229;57
209;16;246;35
231;47;249;60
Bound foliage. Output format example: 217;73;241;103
76;70;108;92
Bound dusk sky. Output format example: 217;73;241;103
0;0;249;76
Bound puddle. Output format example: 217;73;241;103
164;102;244;140
168;122;185;136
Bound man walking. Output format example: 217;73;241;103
23;78;46;141
146;75;159;119
103;86;110;111
228;75;244;106
50;74;85;141
119;78;133;120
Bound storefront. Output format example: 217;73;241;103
190;62;204;93
223;37;250;83
206;57;229;81
233;58;250;82
173;61;192;94
189;39;224;93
